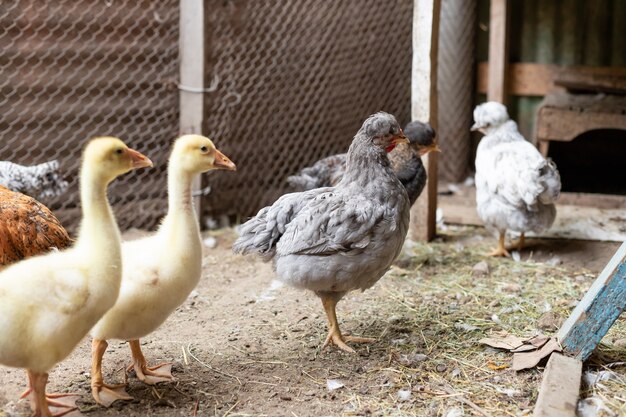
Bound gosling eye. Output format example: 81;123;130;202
45;172;54;181
200;145;208;153
115;148;124;155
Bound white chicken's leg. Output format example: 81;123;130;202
319;292;375;353
24;371;79;417
90;339;133;407
488;231;510;257
127;340;174;385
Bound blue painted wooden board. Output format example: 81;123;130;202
558;241;626;361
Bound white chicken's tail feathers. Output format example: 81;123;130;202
537;158;561;204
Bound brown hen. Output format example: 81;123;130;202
0;185;72;267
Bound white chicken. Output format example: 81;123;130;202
472;102;561;257
0;137;152;417
89;135;236;407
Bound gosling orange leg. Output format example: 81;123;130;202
319;293;375;353
91;338;133;407
25;371;79;417
127;339;174;385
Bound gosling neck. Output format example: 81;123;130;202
167;163;196;218
76;167;121;256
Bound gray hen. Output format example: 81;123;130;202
286;121;438;205
234;112;411;352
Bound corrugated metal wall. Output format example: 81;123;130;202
475;0;626;139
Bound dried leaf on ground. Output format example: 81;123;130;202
512;338;562;371
479;333;526;350
487;361;509;370
527;334;550;348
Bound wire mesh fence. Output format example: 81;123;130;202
0;0;179;231
1;0;417;231
200;0;414;224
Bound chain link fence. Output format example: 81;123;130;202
200;0;414;224
0;0;179;231
1;0;418;230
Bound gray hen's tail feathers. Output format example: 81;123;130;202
233;190;326;261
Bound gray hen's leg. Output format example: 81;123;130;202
317;291;375;353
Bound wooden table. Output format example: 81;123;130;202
535;91;626;156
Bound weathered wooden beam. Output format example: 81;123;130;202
437;188;626;241
537;107;626;143
533;353;582;417
179;0;206;217
476;62;626;96
558;241;626;361
410;0;441;242
486;0;509;103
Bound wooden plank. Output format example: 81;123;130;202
476;62;626;96
486;0;509;103
536;107;626;142
557;241;626;361
533;353;582;417
478;62;552;96
410;0;441;242
554;73;626;95
179;0;206;216
438;187;626;242
441;186;626;210
557;192;626;209
536;92;626;142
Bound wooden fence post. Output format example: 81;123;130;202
179;0;205;216
411;0;441;241
487;0;509;103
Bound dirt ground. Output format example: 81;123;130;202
0;226;624;417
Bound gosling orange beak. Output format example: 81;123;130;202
418;142;441;156
213;149;237;171
127;148;153;168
